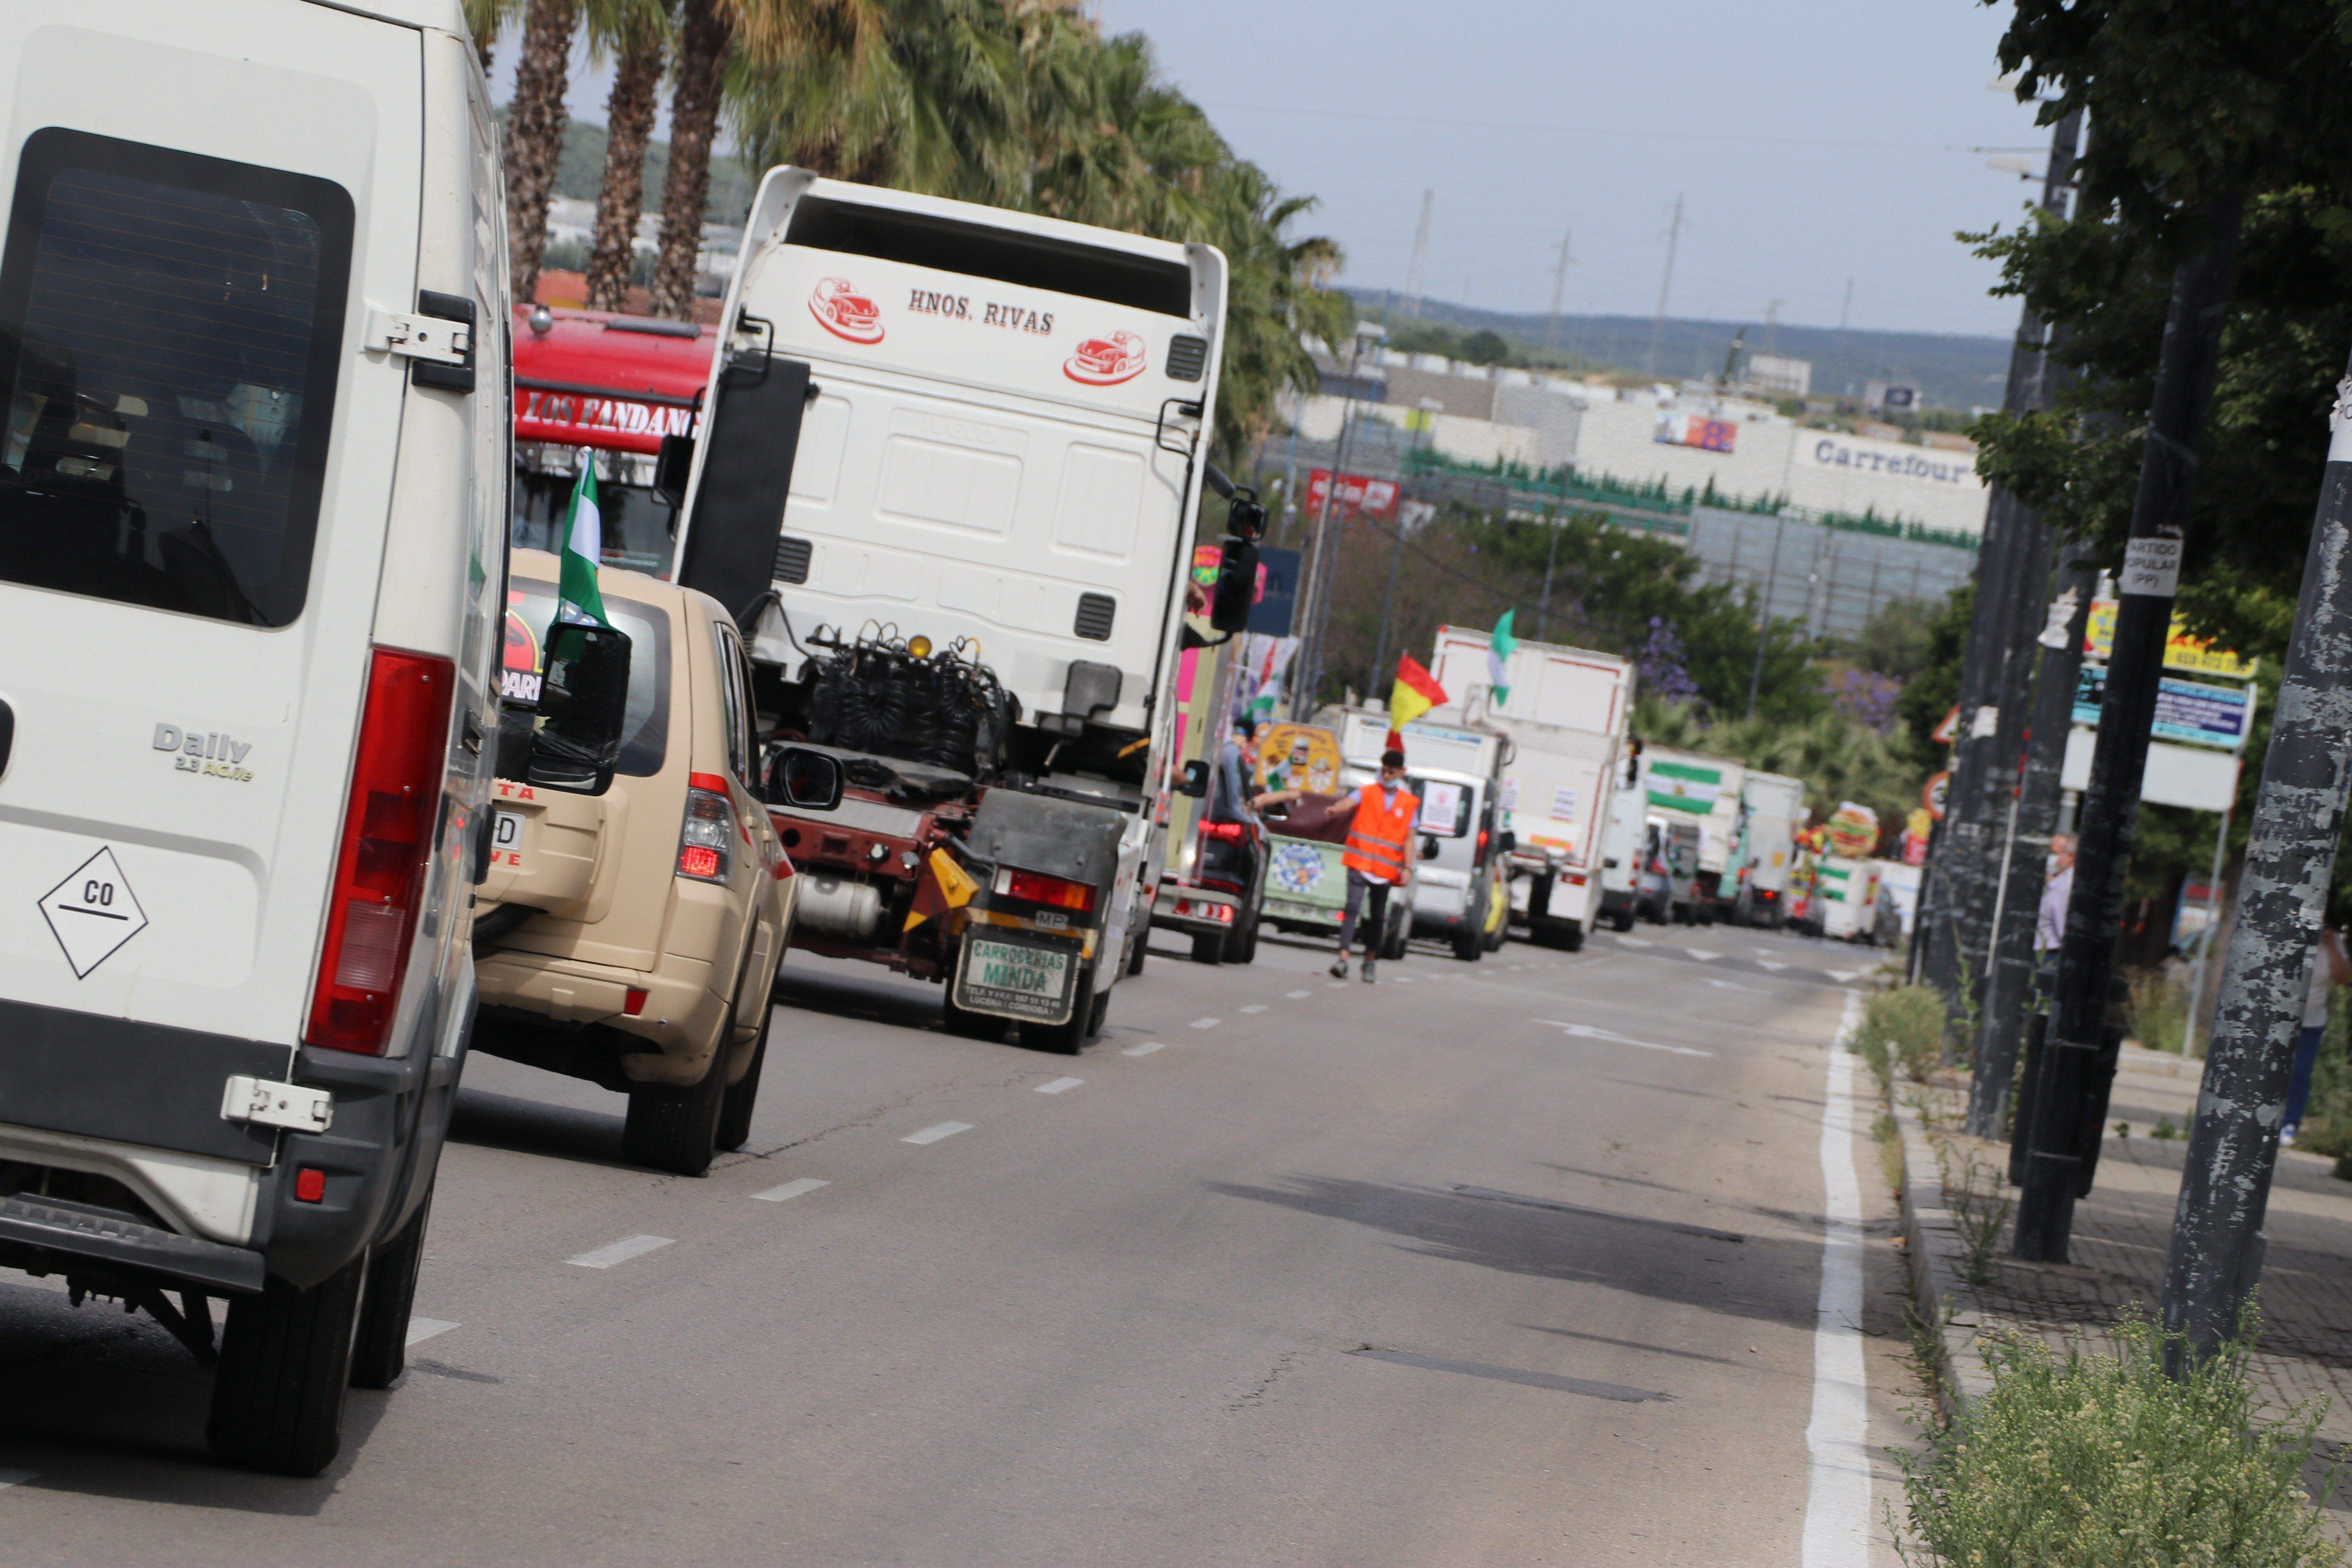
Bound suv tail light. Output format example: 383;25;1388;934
1199;820;1245;843
678;780;735;883
998;867;1096;913
306;648;455;1054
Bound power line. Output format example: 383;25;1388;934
1646;194;1685;377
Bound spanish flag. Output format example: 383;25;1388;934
1387;655;1448;751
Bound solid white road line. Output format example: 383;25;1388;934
567;1234;674;1270
0;1469;32;1490
1122;1041;1167;1056
754;1177;831;1203
1534;1019;1715;1058
1190;1017;1221;1029
1285;989;1312;999
404;1316;460;1347
1035;1076;1083;1094
902;1121;973;1145
1801;991;1871;1568
1240;1004;1267;1014
1827;968;1863;984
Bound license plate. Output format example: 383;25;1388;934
955;935;1075;1024
492;808;522;849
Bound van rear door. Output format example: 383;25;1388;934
0;3;422;1174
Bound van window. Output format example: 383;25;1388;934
1413;778;1472;838
786;195;1191;317
0;129;353;625
713;624;751;784
504;579;671;777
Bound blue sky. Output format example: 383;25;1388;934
498;1;2050;338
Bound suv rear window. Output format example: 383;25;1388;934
0;129;354;625
504;579;671;777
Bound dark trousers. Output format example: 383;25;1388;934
1338;871;1393;957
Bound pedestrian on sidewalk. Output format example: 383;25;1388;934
2281;918;2350;1146
2034;832;2076;962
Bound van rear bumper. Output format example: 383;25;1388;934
0;1193;263;1294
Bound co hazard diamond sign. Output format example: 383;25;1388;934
40;847;148;978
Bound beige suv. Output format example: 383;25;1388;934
472;551;795;1175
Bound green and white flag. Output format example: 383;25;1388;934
556;462;610;627
1487;610;1517;709
1647;757;1723;815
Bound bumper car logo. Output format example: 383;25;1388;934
1064;329;1147;386
809;277;884;344
1272;841;1326;897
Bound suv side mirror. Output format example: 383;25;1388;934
526;621;632;796
654;433;695;506
1498;830;1516;854
769;745;843;811
1177;759;1211;799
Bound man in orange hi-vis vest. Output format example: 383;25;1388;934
1325;748;1418;982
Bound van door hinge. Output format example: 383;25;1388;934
363;309;472;366
220;1076;334;1134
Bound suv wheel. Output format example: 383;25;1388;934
208;1254;366;1476
622;1047;728;1176
349;1193;432;1390
716;993;775;1153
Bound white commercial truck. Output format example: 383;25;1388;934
1425;626;1635;952
665;170;1256;1052
1635;745;1744;924
1725;769;1806;927
0;0;630;1474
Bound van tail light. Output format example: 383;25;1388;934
1475;830;1488;857
679;779;735;884
1199;820;1245;843
1000;867;1096;913
306;648;455;1055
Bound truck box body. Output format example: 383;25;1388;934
1726;769;1806;925
1637;745;1744;907
1597;787;1645;929
669;170;1227;1034
1423;626;1633;947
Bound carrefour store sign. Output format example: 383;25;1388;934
1797;434;1982;490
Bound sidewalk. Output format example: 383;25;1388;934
1893;1042;2352;1525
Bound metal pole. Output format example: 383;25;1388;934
2180;796;2233;1056
1745;514;1787;718
1291;329;1373;718
2160;346;2352;1366
1537;508;1560;642
2016;191;2245;1262
1967;548;2096;1139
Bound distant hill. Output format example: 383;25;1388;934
1347;289;2013;413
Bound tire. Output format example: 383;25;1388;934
348;1194;431;1390
1126;932;1147;977
1190;929;1224;965
1227;907;1260;965
1613;908;1636;933
622;1044;728;1177
1381;906;1410;962
1559;920;1586;953
1452;926;1482;962
1084;985;1110;1040
715;987;775;1153
1026;963;1096;1055
941;986;1009;1042
208;1255;366;1476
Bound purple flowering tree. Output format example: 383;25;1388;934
1636;616;1699;706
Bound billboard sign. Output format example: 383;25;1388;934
1305;468;1398;518
2082;601;2258;679
1653;412;1737;453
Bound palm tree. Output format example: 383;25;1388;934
503;0;581;301
586;0;670;309
650;0;807;318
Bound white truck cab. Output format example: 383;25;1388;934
0;0;623;1476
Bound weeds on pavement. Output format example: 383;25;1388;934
1934;1142;2012;1287
1895;1309;2342;1568
1874;1112;1906;1197
1853;985;1945;1091
1901;1298;1952;1420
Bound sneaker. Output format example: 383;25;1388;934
1329;956;1350;979
2283;1125;2299;1148
1361;959;1377;984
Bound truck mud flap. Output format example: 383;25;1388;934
966;790;1122;891
953;930;1081;1026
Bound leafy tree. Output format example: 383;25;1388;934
1895;583;1970;756
1458;329;1510;366
585;0;671;310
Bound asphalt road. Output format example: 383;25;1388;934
0;918;1920;1566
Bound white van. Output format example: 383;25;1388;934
0;0;624;1476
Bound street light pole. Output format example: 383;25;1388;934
1291;322;1384;719
1368;398;1441;696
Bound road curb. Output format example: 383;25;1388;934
1890;1089;1996;1421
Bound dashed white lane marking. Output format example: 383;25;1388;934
0;1469;33;1490
754;1178;831;1202
1801;991;1871;1566
1616;935;1654;947
1757;959;1790;971
1190;1017;1221;1029
903;1121;973;1145
1286;989;1312;999
567;1234;673;1270
1327;981;1348;989
1035;1076;1083;1094
1535;1019;1715;1058
1686;949;1719;962
1122;1041;1167;1056
1703;977;1770;994
1393;976;1416;984
1827;968;1863;984
405;1316;460;1347
1240;1004;1267;1014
